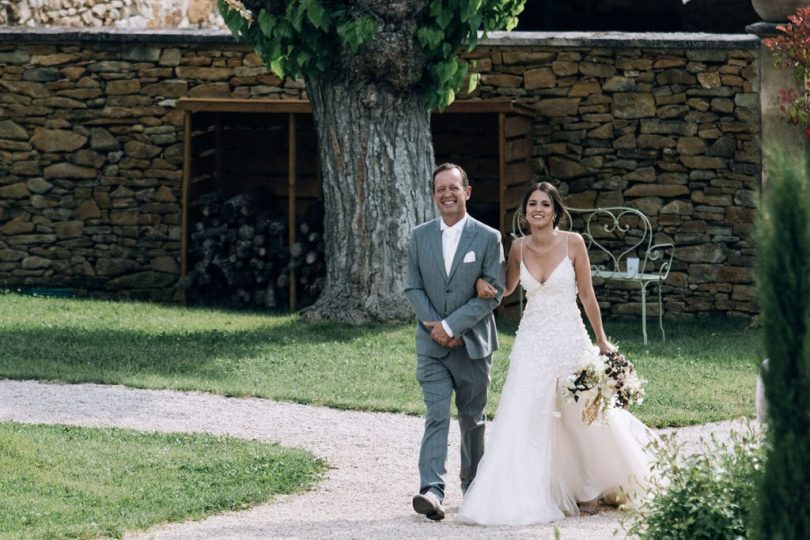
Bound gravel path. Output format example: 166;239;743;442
0;379;748;539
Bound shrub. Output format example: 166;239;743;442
753;153;810;539
621;426;764;540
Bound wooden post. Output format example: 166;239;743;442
180;110;192;304
288;112;298;311
214;112;222;185
498;112;507;238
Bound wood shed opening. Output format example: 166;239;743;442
179;99;534;314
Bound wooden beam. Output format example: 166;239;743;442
178;98;312;114
181;110;191;290
288;112;298;311
177;97;533;116
498;112;507;239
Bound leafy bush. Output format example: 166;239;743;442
622;426;763;540
753;153;810;538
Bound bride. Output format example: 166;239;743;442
457;181;654;526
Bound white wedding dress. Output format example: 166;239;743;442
458;243;654;526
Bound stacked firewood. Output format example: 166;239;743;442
290;201;326;309
180;189;325;310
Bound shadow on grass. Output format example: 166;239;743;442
0;300;407;386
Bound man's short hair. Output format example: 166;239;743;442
432;162;469;190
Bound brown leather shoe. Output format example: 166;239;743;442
578;498;600;516
412;492;445;521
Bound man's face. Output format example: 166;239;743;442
433;168;471;222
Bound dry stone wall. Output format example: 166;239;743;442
0;29;761;316
0;29;304;301
0;0;223;29
466;33;760;318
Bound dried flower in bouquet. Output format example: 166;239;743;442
565;349;646;425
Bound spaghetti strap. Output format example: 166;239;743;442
520;236;525;265
565;232;570;259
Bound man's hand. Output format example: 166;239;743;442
475;278;498;299
423;321;463;348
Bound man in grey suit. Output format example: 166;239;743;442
405;163;506;521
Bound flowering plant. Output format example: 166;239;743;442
763;7;810;137
565;349;645;425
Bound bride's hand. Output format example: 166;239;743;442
597;340;616;355
475;278;497;299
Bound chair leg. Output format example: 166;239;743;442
658;279;665;342
641;282;648;346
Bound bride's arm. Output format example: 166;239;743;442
476;239;521;298
503;240;521;297
571;233;613;353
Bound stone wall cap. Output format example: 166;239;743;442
481;31;760;49
0;26;237;44
0;27;760;49
745;22;781;38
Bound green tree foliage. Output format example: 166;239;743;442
754;154;810;539
218;0;525;109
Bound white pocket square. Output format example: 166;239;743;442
463;250;476;263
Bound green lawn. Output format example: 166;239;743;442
0;421;325;540
0;291;760;427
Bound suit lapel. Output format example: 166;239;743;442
428;219;447;281
448;217;479;281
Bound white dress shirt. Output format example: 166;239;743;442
439;214;467;338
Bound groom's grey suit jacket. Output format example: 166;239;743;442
405;216;506;360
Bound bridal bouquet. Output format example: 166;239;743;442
565;349;645;425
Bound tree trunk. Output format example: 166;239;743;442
303;76;434;323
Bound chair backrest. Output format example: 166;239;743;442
512;206;674;280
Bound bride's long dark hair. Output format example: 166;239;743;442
521;181;566;228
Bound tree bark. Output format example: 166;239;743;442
303;76;434;323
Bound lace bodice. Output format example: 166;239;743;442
514;239;593;377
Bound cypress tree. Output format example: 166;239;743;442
754;153;810;539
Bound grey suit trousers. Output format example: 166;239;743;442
416;347;492;500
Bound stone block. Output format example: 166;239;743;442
0;183;30;199
44;163;96;180
74;200;101;220
533;98;581;117
0;218;35;235
675;243;727;264
549;156;588;179
150;256;179;274
677;137;707;156
656;69;696;85
697;72;721;89
23;67;60;82
661;200;694;215
481;74;523;88
624;167;657;182
552;61;579;76
0;120;29;141
625;184;689;197
22;256;51;270
680;156;727;170
640;119;697;137
176;67;234;81
54;221;84;239
502;51;555;64
26;178;53;194
95;257;140;276
110;209;139;226
124;140;161;159
612;92;656;118
580;61;616;78
31;128;88;153
104;271;175;290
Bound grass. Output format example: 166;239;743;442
0;291;760;427
0;421;326;540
